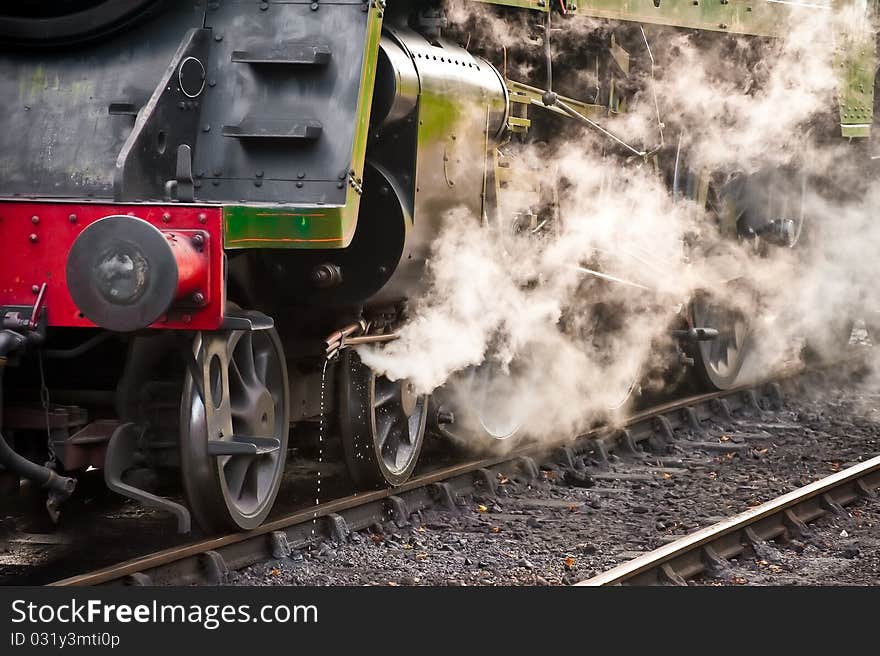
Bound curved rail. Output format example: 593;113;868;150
578;454;880;586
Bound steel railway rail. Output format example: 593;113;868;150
579;453;880;586
49;371;810;587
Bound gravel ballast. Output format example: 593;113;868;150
230;375;880;586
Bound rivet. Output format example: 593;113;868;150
31;285;39;294
191;233;205;248
259;1;269;9
193;291;206;305
208;79;217;88
213;169;222;177
162;213;171;223
310;2;319;9
31;215;39;224
256;170;264;178
337;181;344;189
29;233;38;243
214;33;223;42
297;181;304;188
198;213;208;224
68;214;77;223
182;314;192;324
254;179;263;187
202;124;211;132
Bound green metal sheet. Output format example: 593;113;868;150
223;5;384;249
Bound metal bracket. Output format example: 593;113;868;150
104;422;192;534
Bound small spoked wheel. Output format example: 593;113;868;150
180;328;290;533
689;291;750;391
465;364;523;440
338;350;427;488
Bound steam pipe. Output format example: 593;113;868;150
0;331;76;500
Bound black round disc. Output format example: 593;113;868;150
67;215;178;332
0;1;164;47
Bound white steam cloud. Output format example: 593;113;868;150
359;4;879;446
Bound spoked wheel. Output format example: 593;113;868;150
689;291;750;390
441;363;525;443
180;328;290;533
338;350;428;488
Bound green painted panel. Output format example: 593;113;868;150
223;5;384;250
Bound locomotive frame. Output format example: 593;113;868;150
0;0;874;533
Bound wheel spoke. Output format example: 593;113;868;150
235;332;258;385
374;384;397;408
376;414;394;448
229;357;247;392
223;456;251;502
254;347;270;385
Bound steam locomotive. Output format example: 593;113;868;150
0;0;871;533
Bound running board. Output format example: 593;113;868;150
221;309;274;331
207;436;281;456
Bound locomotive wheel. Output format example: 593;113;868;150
338;350;427;488
180;328;290;533
689;292;750;391
465;364;524;440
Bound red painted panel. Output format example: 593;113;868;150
0;202;224;330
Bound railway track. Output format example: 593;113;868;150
579;452;880;586
49;369;814;587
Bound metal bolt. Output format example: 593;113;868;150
193;291;206;305
337;181;344;189
31;215;39;224
31;285;39;294
162;213;171;223
191;233;205;248
182;314;192;324
296;181;304;188
298;172;306;180
208;79;217;88
254;179;263;187
68;214;77;223
256;170;264;178
214;33;223;42
310;2;319;9
213;169;222;177
202;124;211;132
29;233;38;243
198;213;207;224
260;1;269;9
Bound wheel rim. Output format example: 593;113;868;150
691;292;749;390
339;351;427;487
469;365;523;440
181;328;289;532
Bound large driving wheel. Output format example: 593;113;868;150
180;328;289;533
689;291;750;391
338;350;428;488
